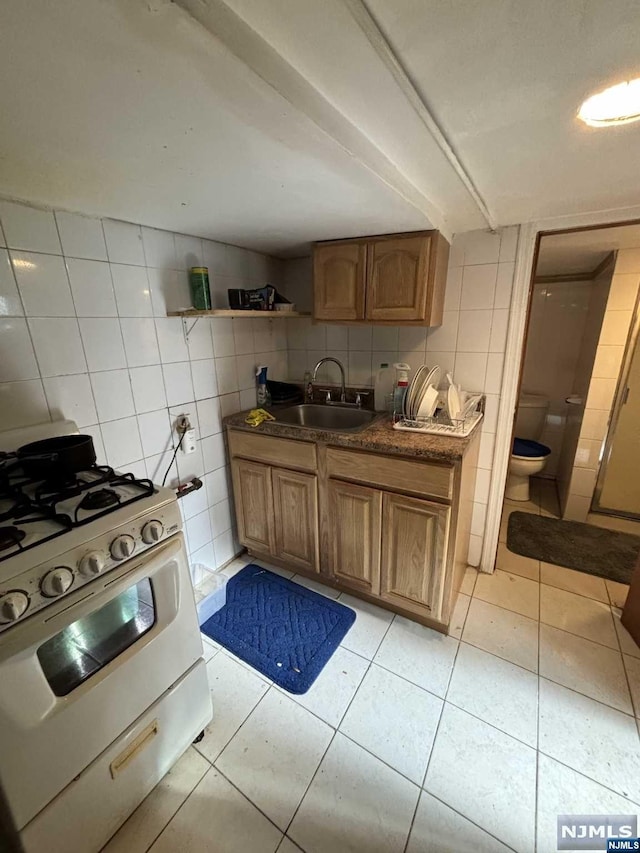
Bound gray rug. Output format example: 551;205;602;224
507;511;640;584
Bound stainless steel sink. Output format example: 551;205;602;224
273;404;380;432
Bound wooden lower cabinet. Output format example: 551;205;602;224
272;468;319;572
231;459;275;554
327;479;381;595
228;425;478;633
380;492;450;621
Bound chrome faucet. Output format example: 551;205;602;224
312;357;346;403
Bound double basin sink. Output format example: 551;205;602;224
273;404;380;433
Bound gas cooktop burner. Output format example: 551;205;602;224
0;526;26;552
0;461;156;563
78;488;120;511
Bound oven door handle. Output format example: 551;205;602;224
0;534;186;660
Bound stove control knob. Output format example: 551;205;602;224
41;567;74;598
110;534;136;562
0;591;29;624
79;551;105;577
141;520;164;545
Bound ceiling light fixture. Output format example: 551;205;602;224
578;78;640;127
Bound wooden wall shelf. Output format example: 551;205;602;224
167;309;310;318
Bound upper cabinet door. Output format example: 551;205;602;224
313;241;366;321
366;234;431;322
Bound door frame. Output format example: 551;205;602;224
481;204;640;573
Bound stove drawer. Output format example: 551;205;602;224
0;534;203;831
20;659;211;853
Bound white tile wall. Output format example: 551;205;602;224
520;280;593;477
0;198;288;572
283;226;520;565
564;251;640;521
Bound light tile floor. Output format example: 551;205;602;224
105;490;640;853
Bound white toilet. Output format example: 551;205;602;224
505;393;551;501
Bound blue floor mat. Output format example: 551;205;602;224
200;565;356;694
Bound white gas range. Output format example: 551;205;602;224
0;420;212;853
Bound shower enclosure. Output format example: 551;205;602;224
593;299;640;519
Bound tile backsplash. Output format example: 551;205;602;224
281;226;520;565
0;198;288;575
0;197;519;572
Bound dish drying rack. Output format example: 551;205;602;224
393;397;484;438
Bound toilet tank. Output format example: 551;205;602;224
515;393;549;440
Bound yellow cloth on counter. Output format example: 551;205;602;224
245;408;275;427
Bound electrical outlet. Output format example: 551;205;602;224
176;414;196;455
182;428;196;454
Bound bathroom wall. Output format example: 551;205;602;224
281;227;520;566
563;248;640;521
520;279;592;477
0;198;289;578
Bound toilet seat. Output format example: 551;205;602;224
512;437;550;459
506;438;550;501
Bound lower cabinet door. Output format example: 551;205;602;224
380;492;450;620
328;479;381;595
231;459;275;554
271;467;319;572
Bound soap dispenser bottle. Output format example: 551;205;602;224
256;365;271;407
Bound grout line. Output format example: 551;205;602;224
534;560;542;853
620;653;640;722
535;746;640;809
208;762;288;841
471;576;625;655
99;745;210;853
421;790;521;853
282;613;398;839
281;729;338;841
403;702;444;852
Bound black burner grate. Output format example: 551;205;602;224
0;461;156;562
0;526;26;553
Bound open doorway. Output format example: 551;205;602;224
498;222;640;598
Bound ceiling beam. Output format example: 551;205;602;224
342;0;495;231
173;0;452;236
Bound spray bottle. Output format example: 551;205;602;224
256;365;271;407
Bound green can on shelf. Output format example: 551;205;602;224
189;266;212;310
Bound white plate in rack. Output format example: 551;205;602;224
406;365;428;418
447;384;462;420
411;365;441;419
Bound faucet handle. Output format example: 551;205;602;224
319;388;332;403
355;391;370;408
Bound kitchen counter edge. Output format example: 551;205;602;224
222;410;481;464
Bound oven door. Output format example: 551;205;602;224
0;532;205;830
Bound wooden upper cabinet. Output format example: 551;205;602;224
312;230;449;325
380;492;450;620
367;235;429;321
313;241;366;321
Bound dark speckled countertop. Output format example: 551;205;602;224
223;409;481;464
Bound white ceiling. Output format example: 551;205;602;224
537;222;640;277
1;0;640;255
